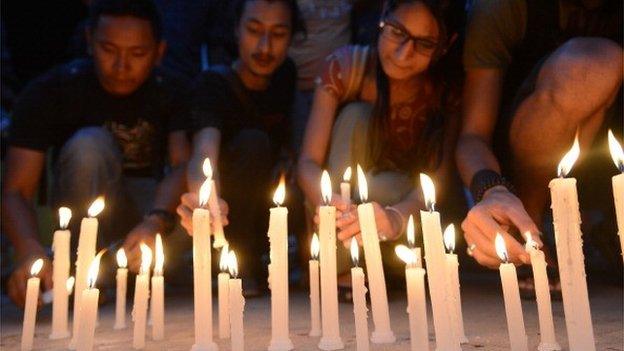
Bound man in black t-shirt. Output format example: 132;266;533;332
2;0;191;307
176;0;303;296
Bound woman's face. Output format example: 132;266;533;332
378;2;441;81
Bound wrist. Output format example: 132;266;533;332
470;169;515;203
482;185;510;199
145;209;176;234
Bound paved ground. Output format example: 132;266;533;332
1;273;622;351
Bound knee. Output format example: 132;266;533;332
335;102;373;126
59;127;121;169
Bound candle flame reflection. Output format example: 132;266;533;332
343;167;352;182
30;258;44;276
395;245;416;266
350;238;359;267
87;250;106;289
273;174;286;206
356;165;368;203
59;207;72;229
443;224;456;253
495;233;509;263
228;251;239;278
154;234;164;276
310;233;320;260
87;196;105;217
419;173;436;211
219;244;230;272
608;130;624;172
557;135;580;178
321;170;332;205
116;248;127;268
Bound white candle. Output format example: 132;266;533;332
341;166;352;206
419;173;459;351
114;249;128;330
608;130;624;259
395;245;429;351
525;233;561;351
151;234;165;341
318;171;344;350
495;235;528;351
356;165;395;344
21;259;43;351
71;197;104;349
228;252;245;351
218;245;230;339
192;178;218;351
76;252;104;351
50;207;72;339
268;177;293;350
350;239;370;351
132;244;152;349
308;233;321;337
549;137;595;351
203;158;227;248
406;215;422;268
443;224;468;344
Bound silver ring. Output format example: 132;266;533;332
466;243;476;257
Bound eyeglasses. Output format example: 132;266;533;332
379;20;440;55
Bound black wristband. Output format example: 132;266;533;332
146;209;176;234
469;169;515;203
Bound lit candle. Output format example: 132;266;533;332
525;233;560;351
395;245;428;351
356;165;395;344
203;158;227;248
50;207;72;339
228;251;245;351
21;259;44;351
76;251;104;351
151;234;165;340
318;170;344;350
132;244;152;349
192;178;218;351
268;175;293;350
406;215;422;268
496;234;528;351
341;167;352;206
218;245;230;339
549;136;595;351
114;249;128;330
308;233;321;337
419;173;459;351
444;224;468;344
350;239;370;351
71;197;104;349
608;130;624;259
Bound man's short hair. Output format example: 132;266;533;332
89;0;163;41
233;0;306;37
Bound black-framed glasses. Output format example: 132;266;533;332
379;20;440;55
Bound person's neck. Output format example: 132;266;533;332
388;74;425;103
233;60;271;91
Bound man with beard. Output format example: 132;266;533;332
2;0;191;307
176;0;304;296
457;0;622;285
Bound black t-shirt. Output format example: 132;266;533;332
190;59;296;157
9;59;191;176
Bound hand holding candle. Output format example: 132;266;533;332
308;234;321;337
50;207;72;339
21;259;44;351
151;234;165;340
203;158;227;248
76;251;105;351
395;245;428;351
350;239;370;351
608;130;624;258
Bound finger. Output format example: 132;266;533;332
219;199;229;216
181;192;199;209
221;215;229;227
336;212;356;229
471;247;502;269
9;275;27;308
313;214;320;225
463;220;501;262
471;209;529;264
505;207;541;243
337;221;360;243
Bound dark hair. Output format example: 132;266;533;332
366;0;464;175
233;0;307;37
89;0;162;41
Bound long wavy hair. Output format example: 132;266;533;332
366;0;464;175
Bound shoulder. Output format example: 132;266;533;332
318;45;371;101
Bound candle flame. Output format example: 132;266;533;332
87;196;105;217
273;174;286;206
320;170;332;205
524;231;538;250
419;173;436;211
228;251;239;278
608;130;624;172
58;207;72;229
219;244;230;272
310;233;320;260
66;276;75;294
343;167;352;182
557;135;580;178
87;250;105;289
350;238;359;267
356;164;368;202
407;215;415;247
154;233;164;275
202;158;213;180
139;243;152;275
116;248;127;268
495;233;509;263
443;224;456;253
198;178;212;207
395;245;416;266
30;258;44;276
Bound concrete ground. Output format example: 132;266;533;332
1;273;622;351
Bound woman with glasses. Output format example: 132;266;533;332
297;0;465;295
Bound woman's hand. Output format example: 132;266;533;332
176;192;229;235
